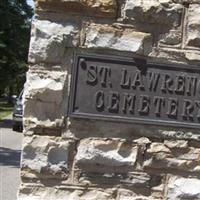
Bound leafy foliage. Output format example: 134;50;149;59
0;0;33;97
0;98;13;120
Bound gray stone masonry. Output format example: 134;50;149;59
18;0;200;199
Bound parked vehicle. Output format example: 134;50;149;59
12;90;23;132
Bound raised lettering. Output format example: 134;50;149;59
167;98;178;118
186;76;197;96
131;70;145;90
195;100;200;120
196;80;200;97
86;65;97;85
99;66;111;87
138;95;150;114
108;92;120;113
153;96;165;116
182;99;194;119
120;69;130;89
95;91;104;111
122;93;136;114
174;75;185;95
148;72;160;92
161;73;173;93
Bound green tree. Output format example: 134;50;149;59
0;0;33;98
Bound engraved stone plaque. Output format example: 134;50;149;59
69;54;200;128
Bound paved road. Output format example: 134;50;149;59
0;115;23;200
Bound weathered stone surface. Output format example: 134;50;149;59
151;183;165;200
157;130;200;141
118;196;150;200
164;140;188;149
144;142;200;172
67;119;200;141
119;195;149;200
75;139;138;169
149;48;188;64
117;189;153;200
134;137;151;145
18;0;200;199
23;70;68;128
24;70;67;104
36;0;117;17
29;19;79;63
159;29;182;46
185;51;200;61
78;171;152;187
21;136;73;179
167;176;200;199
18;184;115;200
84;24;152;55
186;4;200;48
174;0;200;4
122;0;183;26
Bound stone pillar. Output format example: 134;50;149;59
18;0;200;199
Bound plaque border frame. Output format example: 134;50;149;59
69;53;200;129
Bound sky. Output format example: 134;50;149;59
27;0;34;8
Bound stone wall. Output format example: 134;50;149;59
18;0;200;199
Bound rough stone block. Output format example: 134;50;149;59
24;70;67;104
23;70;68;128
144;142;200;172
159;29;182;46
18;184;115;200
75;139;138;170
117;189;162;200
185;51;200;61
84;24;152;55
122;0;183;26
186;4;200;49
167;176;200;199
174;0;200;4
17;0;200;199
78;171;152;188
21;136;73;179
164;140;188;149
35;0;117;17
29;19;79;63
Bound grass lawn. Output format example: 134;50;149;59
0;98;13;120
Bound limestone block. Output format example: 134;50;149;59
186;4;200;48
159;29;182;46
122;0;183;26
28;19;79;63
144;142;200;172
21;136;73;179
24;70;67;103
174;0;200;4
164;140;188;149
84;24;152;55
117;189;159;200
116;177;164;200
167;176;200;199
149;48;188;64
18;184;115;200
134;137;151;145
118;195;150;200
79;172;151;187
23;70;68;128
185;51;200;61
35;0;117;17
75;139;138;169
